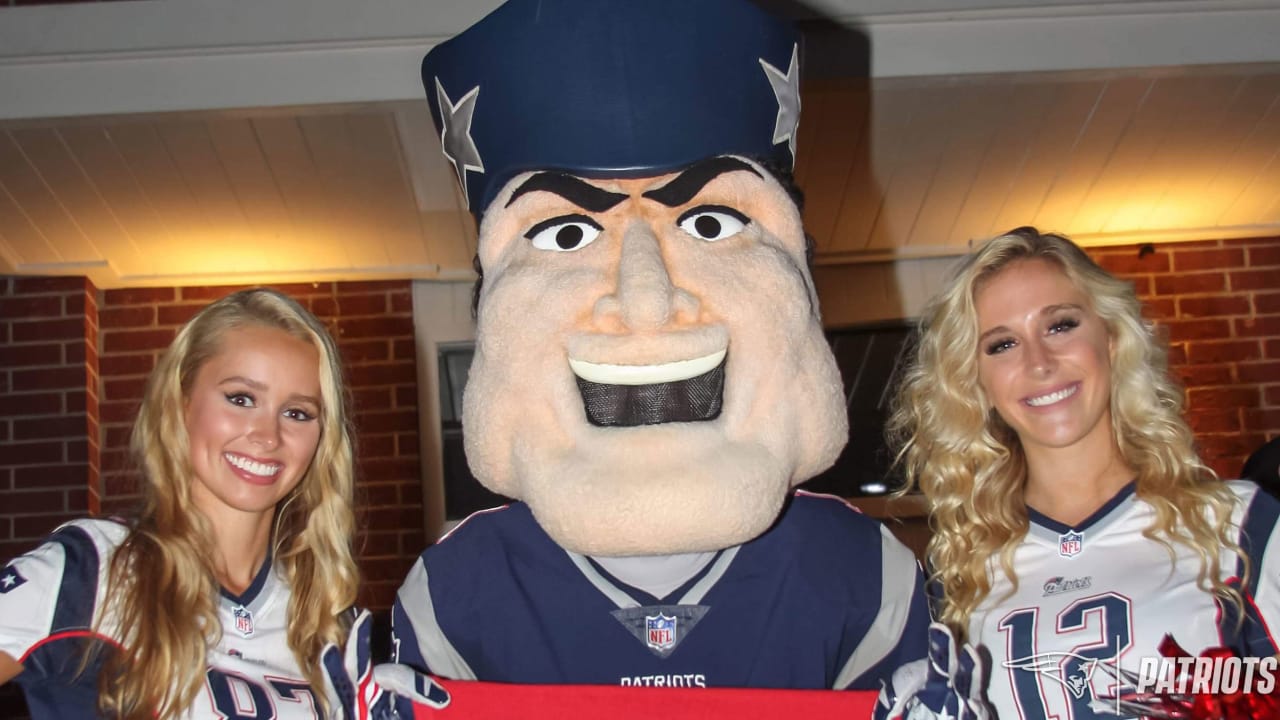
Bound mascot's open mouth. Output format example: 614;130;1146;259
570;350;726;427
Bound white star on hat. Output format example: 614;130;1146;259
760;43;801;165
435;77;485;208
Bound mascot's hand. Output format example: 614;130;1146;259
874;623;991;720
321;609;451;720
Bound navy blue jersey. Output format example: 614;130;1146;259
0;519;338;719
392;491;929;690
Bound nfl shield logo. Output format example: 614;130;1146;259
232;605;254;637
1059;531;1084;558
645;613;677;652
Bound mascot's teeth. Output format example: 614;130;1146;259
1026;384;1078;407
569;350;727;386
224;453;282;477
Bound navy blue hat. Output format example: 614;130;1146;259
421;0;801;214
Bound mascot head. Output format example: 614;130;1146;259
423;0;848;555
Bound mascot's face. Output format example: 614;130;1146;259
463;156;847;555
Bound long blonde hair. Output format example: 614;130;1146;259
98;288;358;719
888;227;1243;637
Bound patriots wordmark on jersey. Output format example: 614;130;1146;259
969;481;1279;720
392;491;931;690
0;519;342;719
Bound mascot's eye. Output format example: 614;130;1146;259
676;205;750;242
525;214;603;252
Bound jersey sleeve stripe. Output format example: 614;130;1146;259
48;525;101;634
833;525;919;689
17;629;120;664
1238;484;1279;599
395;559;478;680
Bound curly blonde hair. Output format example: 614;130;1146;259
888;227;1243;638
98;288;358;719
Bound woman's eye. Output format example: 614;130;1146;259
284;408;316;422
985;339;1015;356
676;205;750;242
525;214;603;252
225;393;255;407
1049;317;1080;334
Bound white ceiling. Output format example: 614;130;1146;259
2;0;1280;287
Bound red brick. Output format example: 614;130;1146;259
1187;386;1260;410
391;291;412;313
100;449;131;474
1210;456;1247;480
1179;296;1251;318
66;488;89;514
1187;340;1262;364
0;392;63;417
400;528;426;551
179;285;250;302
1142;297;1176;320
65;292;85;316
397;432;419;456
1238;362;1280;384
13;415;86;441
1267;339;1280;359
1197;434;1267;462
395;386;417;408
358;583;397;612
12;276;83;294
264;282;326;298
1263;385;1280;406
65;390;86;413
65;342;85;365
339;340;391;364
1249;245;1280;266
98;305;155;329
103;328;176;354
338;280;406;294
1154;273;1227;296
1235;316;1280;338
355;530;401;556
356;434;396;461
100;353;155;377
1245;407;1280;429
1232;269;1279;292
100;400;141;424
1257;292;1280;315
400;481;423;506
358;457;420;480
0;440;65;465
335;295;389;316
67;439;87;462
354;409;417;435
1164;318;1231;343
103;377;147;402
357;554;415;581
103;474;139;498
0;540;41;559
12;514;78;540
156;303;206;326
1175;364;1234;387
348;363;416;386
352;387;393;412
1172;248;1246;272
11;318;84;343
358;482;401;507
1128;276;1153;298
13;464;86;489
337;316;414;340
103;287;175;305
10;367;84;391
3;490;71;514
0;343;62;368
104;426;131;448
0;422;8;443
1093;251;1170;275
0;295;66;318
394;339;416;360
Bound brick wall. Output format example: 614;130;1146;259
1;279;422;613
1091;236;1280;479
96;281;423;610
0;276;98;562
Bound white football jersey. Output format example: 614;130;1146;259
968;481;1280;720
0;518;340;719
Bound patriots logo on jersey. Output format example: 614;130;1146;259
0;564;26;594
233;604;255;637
1058;530;1084;558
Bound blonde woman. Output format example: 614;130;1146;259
890;227;1280;720
0;289;360;719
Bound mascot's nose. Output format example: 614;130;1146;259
593;220;699;331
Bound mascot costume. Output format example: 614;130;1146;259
385;1;987;717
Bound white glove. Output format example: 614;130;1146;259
875;623;992;720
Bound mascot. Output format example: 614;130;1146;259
391;0;947;703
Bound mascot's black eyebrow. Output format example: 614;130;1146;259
641;156;761;207
505;172;629;212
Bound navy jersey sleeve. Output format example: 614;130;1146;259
835;523;931;690
392;555;478;680
1232;481;1280;656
